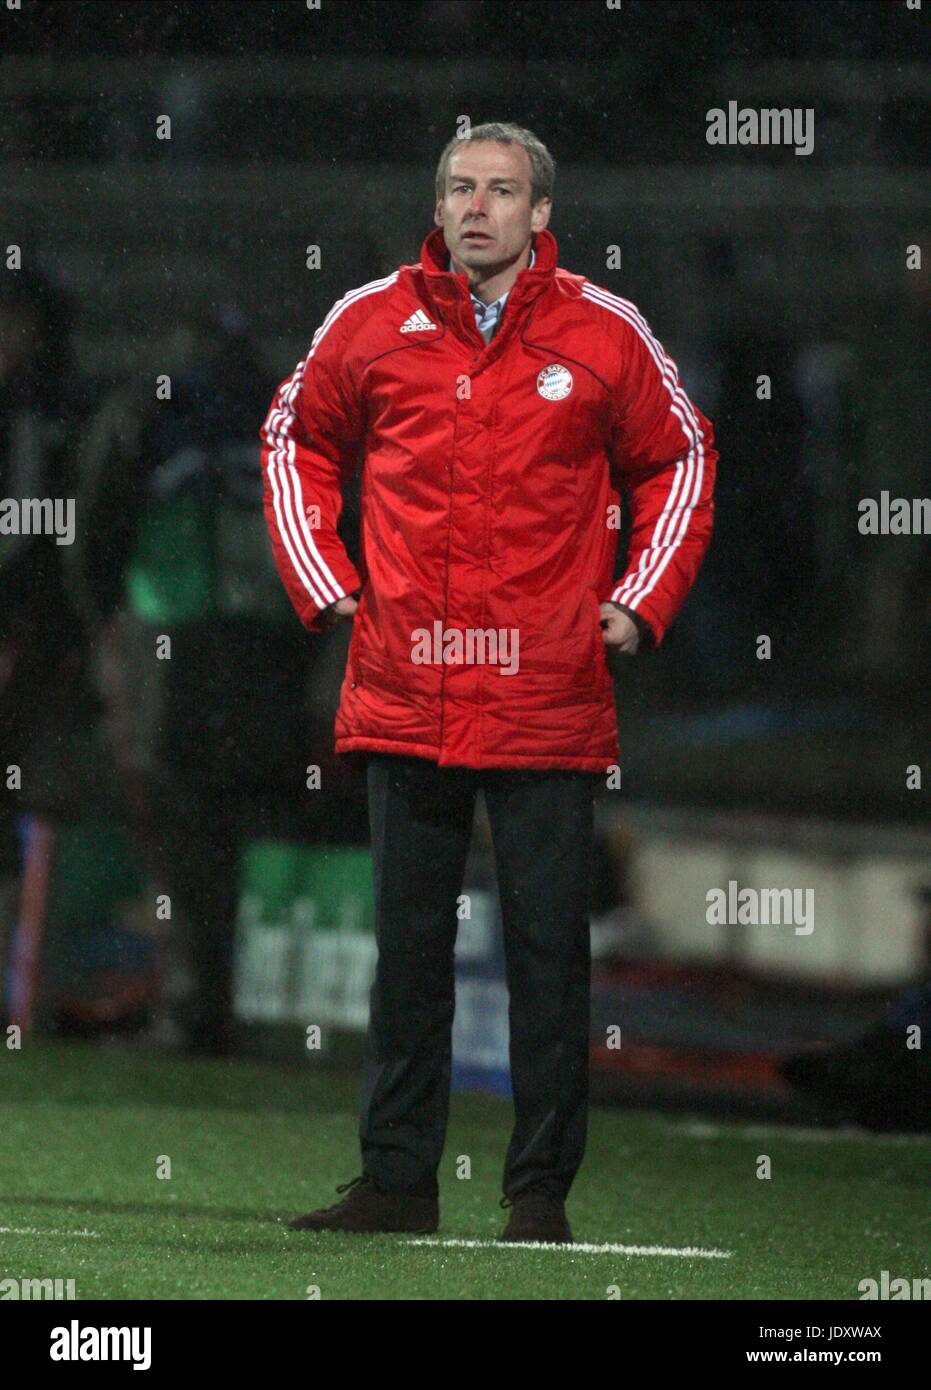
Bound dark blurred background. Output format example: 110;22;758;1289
1;1;928;1126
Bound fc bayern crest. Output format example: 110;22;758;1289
536;364;573;401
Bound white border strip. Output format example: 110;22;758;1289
404;1237;732;1258
0;1226;101;1239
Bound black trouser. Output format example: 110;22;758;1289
359;753;597;1202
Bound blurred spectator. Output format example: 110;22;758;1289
0;267;85;1022
679;322;811;695
842;255;931;689
780;885;931;1133
69;310;366;1054
780;982;931;1133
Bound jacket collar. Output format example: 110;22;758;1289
418;226;557;349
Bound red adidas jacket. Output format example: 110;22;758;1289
261;226;716;771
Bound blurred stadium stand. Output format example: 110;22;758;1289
1;1;928;1120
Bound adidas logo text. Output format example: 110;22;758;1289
400;310;437;333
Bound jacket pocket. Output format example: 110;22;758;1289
589;589;612;689
346;618;362;688
348;580;369;686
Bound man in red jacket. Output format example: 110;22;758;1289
262;122;717;1242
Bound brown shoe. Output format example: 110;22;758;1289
497;1181;573;1244
288;1175;439;1234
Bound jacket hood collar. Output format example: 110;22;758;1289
419;226;557;306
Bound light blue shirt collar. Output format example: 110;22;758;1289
447;242;536;342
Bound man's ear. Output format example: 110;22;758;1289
434;199;445;229
531;198;552;233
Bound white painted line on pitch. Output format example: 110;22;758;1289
743;1123;928;1146
0;1225;101;1239
667;1120;927;1147
404;1237;732;1258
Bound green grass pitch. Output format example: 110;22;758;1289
1;1040;927;1300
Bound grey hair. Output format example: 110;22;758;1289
435;122;555;206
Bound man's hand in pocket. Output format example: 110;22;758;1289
599;601;640;655
321;595;359;627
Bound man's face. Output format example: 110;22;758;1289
435;141;551;274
